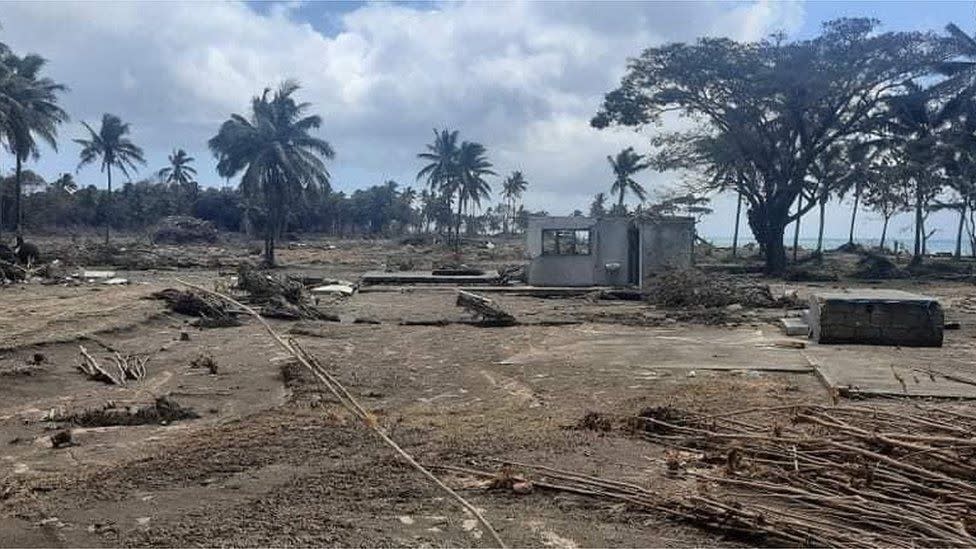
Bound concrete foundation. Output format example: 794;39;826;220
808;289;943;347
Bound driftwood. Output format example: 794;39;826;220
456;290;517;326
78;345;149;385
176;278;507;548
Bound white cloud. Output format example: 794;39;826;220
1;0;806;231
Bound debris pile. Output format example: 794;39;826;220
851;251;906;279
49;396;199;427
149;288;241;327
647;270;792;309
236;263;331;320
152;215;219;244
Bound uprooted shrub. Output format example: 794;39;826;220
149;288;241;327
236;263;332;320
152;215;219;244
52;396;199;427
647;269;794;309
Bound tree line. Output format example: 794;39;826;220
0;34;535;265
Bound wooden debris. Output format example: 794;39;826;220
456;290;517;326
77;345;149;385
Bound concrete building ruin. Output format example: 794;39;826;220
525;215;695;288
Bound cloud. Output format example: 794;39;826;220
0;0;805;225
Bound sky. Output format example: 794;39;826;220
0;0;973;242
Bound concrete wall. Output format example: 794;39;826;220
638;217;695;288
526;216;601;286
526;215;693;287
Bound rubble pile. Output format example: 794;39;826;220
152;215;219;244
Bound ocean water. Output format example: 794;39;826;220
703;236;961;255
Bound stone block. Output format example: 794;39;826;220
809;289;943;347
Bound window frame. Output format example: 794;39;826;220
541;228;593;256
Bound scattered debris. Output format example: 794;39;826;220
456;290;517;326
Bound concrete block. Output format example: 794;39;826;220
778;317;809;336
809;289;943;347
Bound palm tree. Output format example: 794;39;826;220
877;83;952;262
209;81;333;266
158;148;197;187
1;51;68;237
608;147;650;210
501;171;527;233
455;141;495;243
75;114;145;244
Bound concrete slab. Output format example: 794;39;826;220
504;325;813;373
360;270;500;285
805;345;976;399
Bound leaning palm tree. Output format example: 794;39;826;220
209;81;333;266
2;52;68;237
501;171;527;233
158;148;197;187
75;114;145;244
454;141;495;245
608;147;650;210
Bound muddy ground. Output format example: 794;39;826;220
3;235;976;547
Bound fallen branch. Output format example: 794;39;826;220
175;278;507;548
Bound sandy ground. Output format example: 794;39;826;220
2;237;976;547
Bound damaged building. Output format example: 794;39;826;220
525;215;695;288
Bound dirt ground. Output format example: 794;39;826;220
3;235;976;547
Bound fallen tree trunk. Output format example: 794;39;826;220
456;290;517;326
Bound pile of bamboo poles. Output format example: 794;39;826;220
634;403;976;547
449;404;976;547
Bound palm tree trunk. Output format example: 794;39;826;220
454;193;464;251
618;188;625;209
731;192;742;258
14;155;23;237
880;215;890;250
816;196;826;255
912;184;923;263
956;204;967;260
848;185;860;245
792;194;802;262
105;165;113;245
